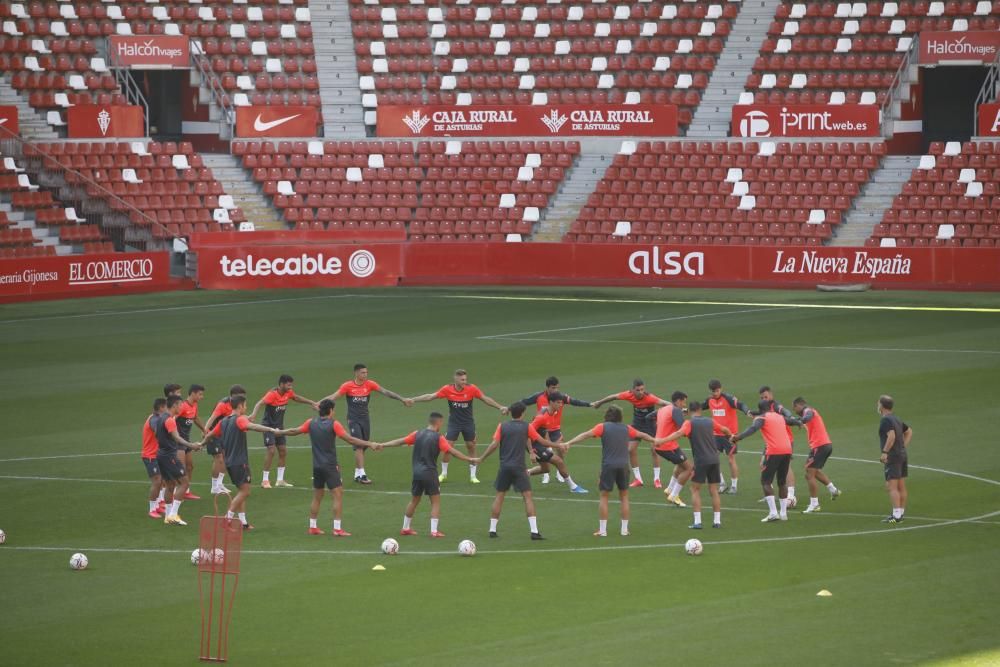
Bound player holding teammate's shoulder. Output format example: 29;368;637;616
519;376;593;484
657;402;730;529
792;397;841;513
409;369;508;484
731;400;802;523
250;374;318;489
323;363;413;486
141;398;167;518
877;395;912;524
202;395;282;531
478;402;549;540
176;384;207;501
153;395;204;526
204;385;247;495
592;379;669;487
379;412;480;537
701;379;752;494
278;398;377;536
563;405;664;537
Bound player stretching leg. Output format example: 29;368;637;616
153;396;204;526
141;398;167;518
657;402;731;529
250;374;318;488
731;400;801;522
592;379;668;487
524;394;588;493
204;385;247;495
177;384;207;501
379;412;480;537
759;386;800;506
323;362;413;486
792;397;841;513
279;399;376;536
563;405;664;537
409;369;507;484
701;380;752;494
877;395;913;524
648;391;693;506
202;396;281;531
519;376;593;483
478;402;549;540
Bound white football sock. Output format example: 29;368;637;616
171;500;182;515
528;516;538;533
730;478;738;491
149;500;157;512
788;485;796;499
309;518;317;529
598;519;607;534
692;511;702;525
809;497;820;508
358;468;366;478
469;464;478;478
632;467;643;482
430;518;439;533
779;498;789;517
238;512;247;525
402;515;412;530
333;520;342;531
719;473;726;487
713;511;721;525
827;482;838;493
262;470;270;482
440;462;449;476
620;519;629;535
765;495;777;514
157;488;165;502
277;467;285;482
893;507;903;519
653;467;661;482
555;471;565;482
566;476;578;490
226;510;235;519
542;473;550;483
490;518;499;532
210;476;218;492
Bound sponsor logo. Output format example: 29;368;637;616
541;109;568;133
97;109;111;136
989;109;1000;134
628;249;705;276
925;35;997;58
0;269;59;286
219;253;343;278
0;118;7;126
69;257;155;285
253;113;301;132
347;250;376;278
402;110;430;134
738;110;771;137
115;39;185;60
770;250;912;279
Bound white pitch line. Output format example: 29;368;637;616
484;335;1000;357
3;508;998;558
477;306;780;339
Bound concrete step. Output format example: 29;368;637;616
199;152;286;230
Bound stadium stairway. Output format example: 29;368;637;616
308;0;368;138
830;154;917;246
0;83;58;142
533;152;610;241
688;0;783;136
199;153;285;230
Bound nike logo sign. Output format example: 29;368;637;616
253;113;300;132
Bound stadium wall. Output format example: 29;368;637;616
191;241;1000;292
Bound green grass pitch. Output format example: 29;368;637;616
1;286;999;666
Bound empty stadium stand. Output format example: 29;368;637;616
233;139;581;241
869;140;1000;247
566;139;885;245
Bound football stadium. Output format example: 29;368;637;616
1;1;999;665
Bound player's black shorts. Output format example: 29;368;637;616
349;420;371;450
760;454;791;486
227;463;252;486
411;473;441;497
716;435;737;454
692;462;722;485
655;448;687;465
445;424;476;442
142;456;160;478
495;466;532;493
599;465;630;492
806;444;833;469
157;454;186;481
206;439;223;457
884;457;908;480
263;431;287;448
313;465;343;490
532;442;555;463
632;420;656;438
547;429;562;442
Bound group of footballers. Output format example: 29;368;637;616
140;366;913;540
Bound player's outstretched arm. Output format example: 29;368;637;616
342;433;376;450
562;427;598;448
731;418;764;443
479;394;508;414
591;394;617;408
478;439;501;462
378;435;411;449
377;386;412;406
170;431;202;451
448;446;478;465
248;397;265;422
408;392;438;403
291;394;319;410
245;423;279;435
655;429;684;447
567;396;593;408
321;389;345;403
193;415;207;434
